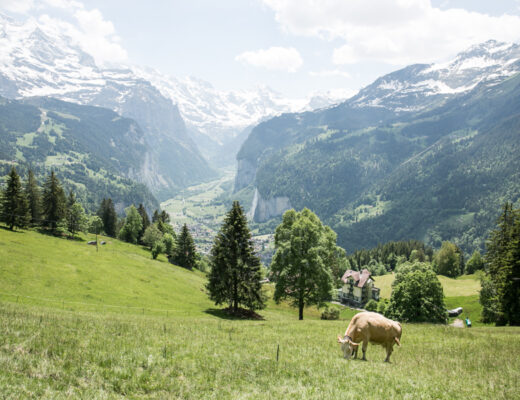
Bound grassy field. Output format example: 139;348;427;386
1;228;519;399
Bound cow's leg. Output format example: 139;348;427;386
353;346;358;359
361;341;368;361
384;344;393;363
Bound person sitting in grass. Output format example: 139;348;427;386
465;316;472;328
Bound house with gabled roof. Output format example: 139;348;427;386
337;268;380;307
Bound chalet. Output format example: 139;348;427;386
337;268;380;307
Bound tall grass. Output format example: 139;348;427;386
1;302;519;399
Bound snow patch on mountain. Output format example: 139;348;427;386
351;40;520;112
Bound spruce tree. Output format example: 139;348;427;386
481;203;520;325
0;167;29;230
503;213;520;325
25;169;41;226
207;201;265;313
97;198;117;237
42;171;66;233
173;223;197;270
152;209;160;223
137;203;150;242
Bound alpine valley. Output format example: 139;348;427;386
2;11;520;255
236;40;520;253
0;13;346;207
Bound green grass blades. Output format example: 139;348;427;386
1;303;519;399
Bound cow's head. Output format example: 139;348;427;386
337;335;359;359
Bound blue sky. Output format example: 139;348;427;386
2;0;520;97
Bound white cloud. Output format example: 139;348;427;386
263;0;520;65
36;6;127;66
236;46;303;72
42;0;83;10
309;69;351;78
0;0;34;13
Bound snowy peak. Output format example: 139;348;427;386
350;40;520;112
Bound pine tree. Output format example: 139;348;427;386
152;209;160;223
137;203;150;242
67;202;87;238
97;198;117;237
207;201;265;313
0;167;29;230
481;203;520;325
173;223;197;270
67;190;76;208
503;213;520;325
25;169;41;226
42;171;66;233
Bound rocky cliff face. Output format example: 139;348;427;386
234;158;257;192
249;188;291;223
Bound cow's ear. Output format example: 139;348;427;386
337;335;343;343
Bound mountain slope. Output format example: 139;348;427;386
0;14;215;196
0;96;158;212
237;41;520;253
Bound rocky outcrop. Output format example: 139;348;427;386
249;188;291;222
234;158;257;192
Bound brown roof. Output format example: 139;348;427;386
341;268;372;288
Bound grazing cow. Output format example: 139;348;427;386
337;311;402;362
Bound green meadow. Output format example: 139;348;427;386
1;229;519;399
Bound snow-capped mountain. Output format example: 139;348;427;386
350;40;520;112
132;67;309;145
0;13;216;196
0;14;346;159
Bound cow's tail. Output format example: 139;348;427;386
394;337;401;347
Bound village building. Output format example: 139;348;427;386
337;268;380;307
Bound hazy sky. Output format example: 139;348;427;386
2;0;520;97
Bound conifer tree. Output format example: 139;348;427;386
207;201;265;313
42;171;66;233
152;209;160;223
137;203;150;242
97;198;117;237
67;202;87;238
25;169;41;226
481;203;520;325
1;167;29;230
173;223;197;270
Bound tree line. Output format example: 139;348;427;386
0;166;200;270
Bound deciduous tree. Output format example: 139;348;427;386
270;208;335;320
118;205;142;244
386;262;446;323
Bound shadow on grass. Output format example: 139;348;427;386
0;226;25;233
34;228;86;242
204;307;265;320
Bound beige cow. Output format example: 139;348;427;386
337;311;402;362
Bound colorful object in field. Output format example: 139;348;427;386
465;317;472;327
